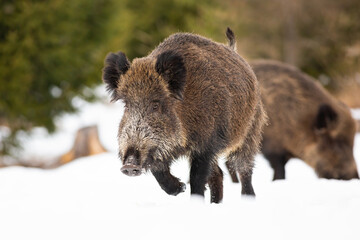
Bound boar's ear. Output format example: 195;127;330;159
102;51;130;101
314;104;338;133
155;51;186;100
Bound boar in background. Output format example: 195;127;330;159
253;60;359;180
226;30;358;181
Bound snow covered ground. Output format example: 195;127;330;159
1;87;360;240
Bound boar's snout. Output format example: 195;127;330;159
121;155;142;177
316;163;360;180
121;164;142;176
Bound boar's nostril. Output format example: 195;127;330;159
121;164;142;177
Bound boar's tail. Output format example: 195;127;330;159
226;27;237;52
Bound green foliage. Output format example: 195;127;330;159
298;0;360;88
109;0;215;60
0;0;115;155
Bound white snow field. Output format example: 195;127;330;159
1;87;360;240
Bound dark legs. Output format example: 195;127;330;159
227;150;290;181
262;134;292;181
263;152;290;180
225;159;255;195
151;153;223;203
239;170;255;195
151;162;186;196
189;151;213;198
190;151;223;203
227;150;256;196
208;164;223;203
225;104;265;196
273;159;285;180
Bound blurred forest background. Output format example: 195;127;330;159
1;0;360;157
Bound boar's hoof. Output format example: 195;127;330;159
121;164;142;177
180;182;186;193
167;182;186;196
175;182;186;195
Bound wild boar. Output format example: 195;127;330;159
225;32;359;182
253;60;359;180
102;29;266;203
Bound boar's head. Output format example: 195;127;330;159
102;51;187;176
306;104;359;180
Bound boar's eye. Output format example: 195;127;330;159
151;101;160;112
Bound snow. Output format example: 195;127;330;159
1;86;360;240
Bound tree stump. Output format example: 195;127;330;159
59;125;107;165
0;125;107;169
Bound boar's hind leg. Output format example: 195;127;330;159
227;108;265;196
189;151;215;199
225;160;239;183
151;163;186;196
208;163;223;203
227;149;255;196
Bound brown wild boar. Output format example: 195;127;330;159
226;32;358;182
102;29;266;203
253;60;359;180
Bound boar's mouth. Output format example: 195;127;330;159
143;147;159;171
142;147;172;172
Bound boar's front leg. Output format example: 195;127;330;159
264;152;289;180
151;162;186;196
262;138;291;180
189;150;214;199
